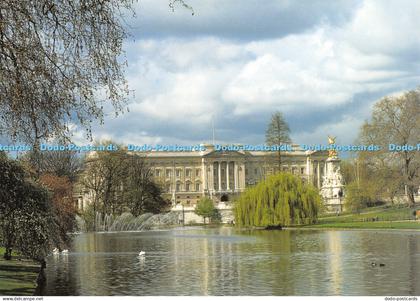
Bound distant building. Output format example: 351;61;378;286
144;144;330;206
75;143;343;218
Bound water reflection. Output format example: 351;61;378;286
44;228;420;295
327;231;342;294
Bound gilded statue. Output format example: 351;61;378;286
327;135;338;158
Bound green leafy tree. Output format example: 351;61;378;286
80;203;96;232
265;111;292;170
195;197;216;224
344;181;377;213
342;155;403;207
0;153;60;291
13;181;57;293
0;153;26;260
358;89;420;207
234;173;322;227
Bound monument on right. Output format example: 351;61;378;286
320;136;345;212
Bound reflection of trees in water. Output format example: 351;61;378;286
74;233;104;294
408;235;419;295
232;229;294;295
45;249;77;295
45;229;420;295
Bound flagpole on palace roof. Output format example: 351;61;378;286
212;114;215;145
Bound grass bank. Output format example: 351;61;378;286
305;221;420;229
301;205;420;230
0;247;39;296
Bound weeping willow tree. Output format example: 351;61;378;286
234;173;322;227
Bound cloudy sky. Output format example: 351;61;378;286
78;0;420;147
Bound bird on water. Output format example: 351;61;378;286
371;262;385;267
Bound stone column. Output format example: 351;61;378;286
218;161;222;192
226;161;230;191
317;161;321;188
234;161;238;191
239;162;246;189
202;158;206;195
324;161;327;178
209;162;214;196
173;164;176;191
306;157;310;182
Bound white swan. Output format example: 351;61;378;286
52;248;59;255
61;249;69;254
138;251;146;256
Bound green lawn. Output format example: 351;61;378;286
304;221;420;229
0;247;39;296
299;205;420;230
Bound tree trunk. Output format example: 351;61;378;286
93;196;97;231
407;186;415;207
3;248;12;260
403;155;415;207
31;139;42;178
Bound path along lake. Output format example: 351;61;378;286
44;227;420;295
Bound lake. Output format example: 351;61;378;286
44;227;420;295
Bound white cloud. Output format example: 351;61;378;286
344;0;420;55
292;115;365;146
82;1;420;145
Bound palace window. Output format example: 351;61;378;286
176;183;181;191
254;168;258;175
301;167;305;174
176;169;182;177
186;182;190;191
165;183;171;192
166;169;172;177
196;182;201;191
196;169;201;177
155;169;160;177
186;169;191;177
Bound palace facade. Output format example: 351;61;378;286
144;144;330;207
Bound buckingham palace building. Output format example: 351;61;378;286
143;143;332;207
